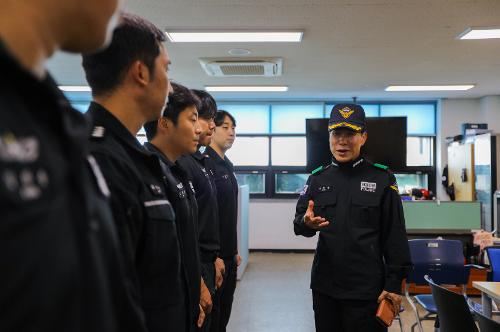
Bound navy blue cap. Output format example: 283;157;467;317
328;103;366;132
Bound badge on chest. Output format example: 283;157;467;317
176;182;187;198
360;181;377;193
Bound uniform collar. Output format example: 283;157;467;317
87;101;147;155
192;149;205;161
143;142;188;180
0;39;89;148
205;146;234;167
331;155;365;168
143;142;175;167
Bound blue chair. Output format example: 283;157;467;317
405;239;481;332
485;246;500;281
425;275;479;332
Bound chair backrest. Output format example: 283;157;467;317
408;239;468;285
470;304;500;332
425;275;478;332
485;246;500;281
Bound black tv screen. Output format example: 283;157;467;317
306;117;407;172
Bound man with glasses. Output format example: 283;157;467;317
293;104;412;332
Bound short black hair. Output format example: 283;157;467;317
191;90;217;119
82;13;166;97
214;110;236;127
143;82;200;141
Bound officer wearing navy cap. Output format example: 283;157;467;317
293;104;412;332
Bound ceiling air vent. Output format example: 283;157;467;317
199;58;283;77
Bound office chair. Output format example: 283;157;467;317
470;301;500;332
405;239;481;332
425;275;478;332
485;246;500;281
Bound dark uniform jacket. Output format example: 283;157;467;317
204;146;239;259
294;156;412;300
86;103;184;332
144;142;201;329
178;151;220;263
0;42;139;331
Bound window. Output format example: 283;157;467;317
271;104;323;134
218;104;269;134
275;173;309;194
63;93;437;198
380;104;435;135
226;137;269;166
235;173;265;194
394;173;429;195
64;91;91;113
221;101;436;197
271;137;306;166
71;102;90;113
407;137;434;166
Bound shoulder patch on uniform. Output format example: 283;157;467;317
390;184;399;193
373;163;388;171
91;126;106;139
299;184;309;196
311;166;324;175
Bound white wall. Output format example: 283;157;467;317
436;96;500;200
436;98;481;200
249;199;317;250
480;96;500;133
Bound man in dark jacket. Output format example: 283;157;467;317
294;104;412;332
0;1;137;331
82;13;190;332
143;82;205;331
205;110;240;332
178;89;221;331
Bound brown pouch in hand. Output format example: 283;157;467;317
376;298;395;327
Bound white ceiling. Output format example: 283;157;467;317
47;0;500;101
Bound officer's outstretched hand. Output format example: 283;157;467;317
304;200;330;229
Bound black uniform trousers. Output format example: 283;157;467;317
210;257;237;332
312;291;387;332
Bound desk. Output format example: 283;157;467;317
472;281;500;317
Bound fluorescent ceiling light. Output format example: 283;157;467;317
205;86;288;92
166;31;303;43
385;85;475;92
459;27;500;40
59;86;91;92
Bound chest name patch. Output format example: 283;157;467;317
360;181;377;193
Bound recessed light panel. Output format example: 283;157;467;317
385;85;475;91
205;86;288;92
166;31;303;43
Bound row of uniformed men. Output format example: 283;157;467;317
1;3;239;332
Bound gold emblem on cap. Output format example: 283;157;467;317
339;107;354;119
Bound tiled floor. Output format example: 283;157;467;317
227;252;440;332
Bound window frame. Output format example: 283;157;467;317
68;97;437;199
217;100;438;199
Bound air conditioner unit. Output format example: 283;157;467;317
199;58;283;77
